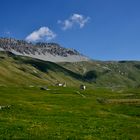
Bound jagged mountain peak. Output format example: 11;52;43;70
0;38;89;62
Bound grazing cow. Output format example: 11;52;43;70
80;85;86;90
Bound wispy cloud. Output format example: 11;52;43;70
58;14;90;30
25;27;56;42
4;31;11;35
3;30;11;37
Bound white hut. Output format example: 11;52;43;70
80;85;86;90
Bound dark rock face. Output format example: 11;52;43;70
0;38;80;57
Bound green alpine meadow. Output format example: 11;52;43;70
0;0;140;139
0;51;140;139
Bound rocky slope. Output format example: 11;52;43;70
0;38;88;62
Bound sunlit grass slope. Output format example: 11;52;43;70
0;51;85;87
0;86;140;139
59;60;140;88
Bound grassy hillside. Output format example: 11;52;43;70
0;51;86;87
0;51;140;89
0;52;140;139
59;60;140;88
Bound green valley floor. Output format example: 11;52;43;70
0;86;140;140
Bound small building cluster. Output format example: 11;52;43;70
40;82;86;91
56;82;67;87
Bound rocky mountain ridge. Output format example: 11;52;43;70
0;38;88;62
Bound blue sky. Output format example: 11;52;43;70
0;0;140;60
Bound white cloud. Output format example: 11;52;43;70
5;31;11;35
25;27;56;42
3;30;11;37
58;14;90;30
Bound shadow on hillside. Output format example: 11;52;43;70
13;55;84;81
